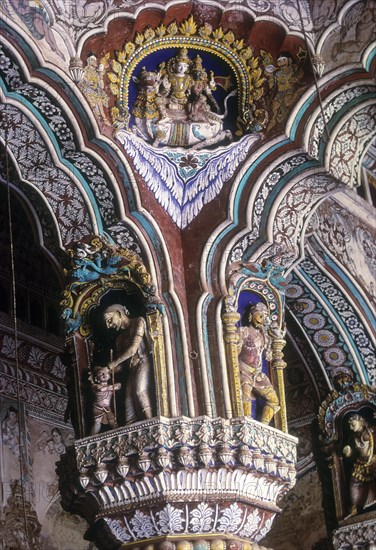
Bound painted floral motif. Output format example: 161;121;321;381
308;86;374;159
190;503;214;532
158;504;184;533
0;46;117;236
287;255;375;385
130;510;156;539
239;509;261;538
218;503;243;533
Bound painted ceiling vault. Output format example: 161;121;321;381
0;0;375;548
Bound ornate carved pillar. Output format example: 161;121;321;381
58;244;297;549
58;416;296;550
222;307;243;417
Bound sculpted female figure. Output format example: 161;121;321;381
343;413;376;517
104;304;153;424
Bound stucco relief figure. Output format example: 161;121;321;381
343;413;376;517
238;302;280;424
90;366;121;435
79;52;111;126
263;52;306;132
131;48;234;148
104;304;153;424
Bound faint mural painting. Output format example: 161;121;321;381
331;0;376;62
4;0;66;59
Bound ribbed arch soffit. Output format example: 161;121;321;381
0;38;169;282
0;35;192;391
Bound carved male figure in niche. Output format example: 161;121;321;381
90;366;121;434
238;302;280;424
343;413;376;517
104;304;153;424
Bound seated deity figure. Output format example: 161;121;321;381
90;366;121;435
343;413;376;517
237;302;280;424
188;55;219;122
162;47;193;115
104;304;153;424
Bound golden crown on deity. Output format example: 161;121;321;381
175;47;191;65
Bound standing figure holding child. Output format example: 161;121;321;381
104;304;153;425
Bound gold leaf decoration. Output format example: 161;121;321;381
111;60;122;74
109;83;119;96
125;42;136;55
117;51;127;63
155;24;166;37
166;21;178;36
233;39;244;51
134;33;144;46
198;23;212;38
223;31;235;45
179;15;197;36
144;27;156;41
240;47;254;61
108;72;119;84
248;57;259;71
212;27;224;40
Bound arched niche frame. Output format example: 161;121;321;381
61;236;168;438
222;260;288;432
318;382;376;522
106;14;266;135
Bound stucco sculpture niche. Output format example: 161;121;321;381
318;379;376;524
343;413;376;517
238;302;280;424
61;236;168;438
130;48;235;148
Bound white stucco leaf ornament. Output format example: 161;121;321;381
116;131;259;229
158;503;184;533
218;502;243;533
190;502;214;532
130;510;156;539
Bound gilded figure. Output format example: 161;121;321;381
79;52;111;126
238;302;280;424
343;413;376;517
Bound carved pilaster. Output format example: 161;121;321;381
222;311;243;417
147;309;169;417
270;334;287;433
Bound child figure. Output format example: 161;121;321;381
90;366;121;435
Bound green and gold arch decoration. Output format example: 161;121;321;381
107;15;265;134
60;236;159;338
61;236;169;423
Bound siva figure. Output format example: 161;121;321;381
90;366;121;435
104;304;153;424
238;302;280;424
343;413;376;517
